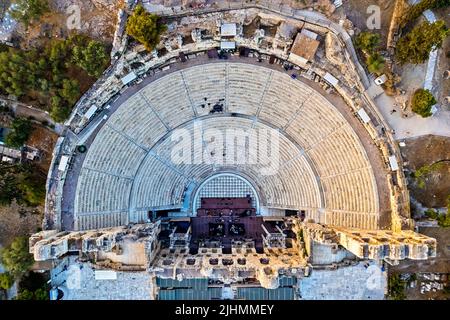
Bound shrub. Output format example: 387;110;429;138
72;41;109;77
411;89;436;118
367;53;385;75
400;0;450;29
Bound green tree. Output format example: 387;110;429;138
50;95;71;123
72;40;109;77
4;117;33;148
355;32;381;54
126;4;167;51
10;0;49;27
411;89;436;118
367;53;385;75
396;20;449;65
34;287;49;300
59;79;80;105
0;237;34;279
0;272;15;290
0;163;46;206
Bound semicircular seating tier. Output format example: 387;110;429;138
74;62;379;231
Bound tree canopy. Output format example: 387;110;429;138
72;41;109;77
0;237;34;279
411;89;436;118
0;35;109;122
0;272;14;290
366;53;385;75
355;32;381;54
15;288;49;300
10;0;49;27
355;32;385;75
4;117;33;148
0;162;46;206
396;20;449;65
126;4;167;51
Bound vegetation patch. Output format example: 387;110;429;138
424;196;450;227
10;0;49;27
0;162;46;207
388;274;407;300
412;161;444;188
354;32;385;76
400;0;450;29
4;117;33;148
126;4;167;51
0;35;109;122
396;20;448;65
0;236;34;279
15;271;49;300
411;89;437;118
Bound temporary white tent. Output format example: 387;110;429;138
357;108;371;124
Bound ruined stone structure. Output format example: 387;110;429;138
32;4;437;300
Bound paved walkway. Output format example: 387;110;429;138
374;89;450;140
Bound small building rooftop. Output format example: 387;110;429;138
289;31;320;62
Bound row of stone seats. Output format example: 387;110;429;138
129;210;149;224
140;72;195;129
259;155;321;209
152;123;216;182
321;168;378;214
182;64;226;116
83;125;147;178
131;154;191;210
107;93;168;149
74;63;379;230
75;212;128;231
325;211;379;230
307;126;370;177
285;93;347;150
227;63;272;116
258;71;312;129
75;169;132;214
